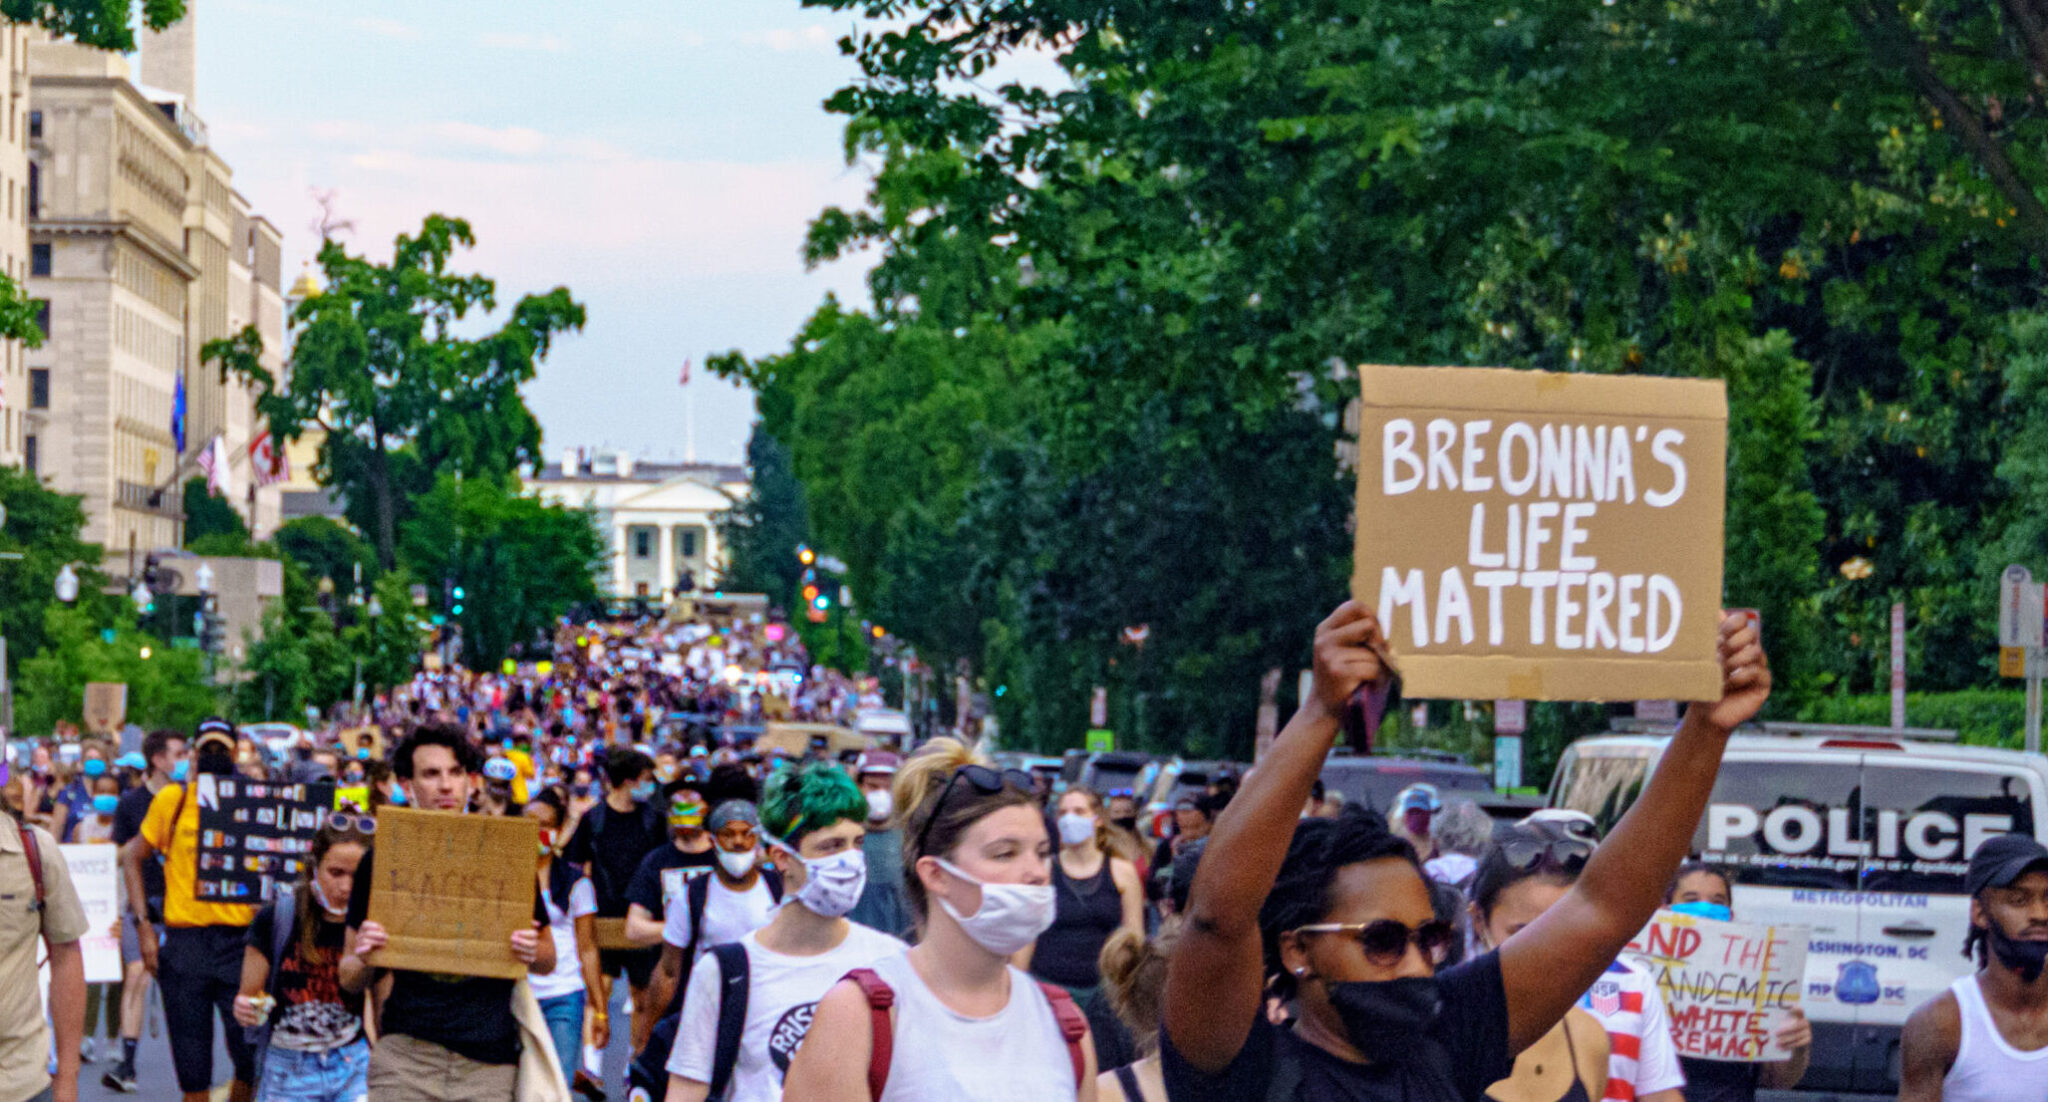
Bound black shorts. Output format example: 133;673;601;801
158;925;256;1093
600;946;657;989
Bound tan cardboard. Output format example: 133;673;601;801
363;806;538;981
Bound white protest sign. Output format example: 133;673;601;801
1623;908;1807;1062
61;844;122;983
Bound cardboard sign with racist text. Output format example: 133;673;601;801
1351;364;1727;701
194;775;336;903
363;807;538;981
1623;908;1807;1062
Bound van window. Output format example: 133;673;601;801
1695;762;1863;891
1554;753;1652;836
1860;763;2035;895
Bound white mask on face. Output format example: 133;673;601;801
865;788;893;822
786;847;868;918
717;847;759;879
1057;813;1097;848
933;857;1056;957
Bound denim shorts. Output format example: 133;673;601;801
257;1035;369;1102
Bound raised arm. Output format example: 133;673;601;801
1162;602;1387;1073
1497;611;1767;1053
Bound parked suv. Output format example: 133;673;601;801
1318;750;1493;817
1549;729;2048;1097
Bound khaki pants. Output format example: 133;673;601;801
367;1033;517;1102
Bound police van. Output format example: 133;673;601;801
1549;725;2048;1097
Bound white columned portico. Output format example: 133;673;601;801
657;522;675;604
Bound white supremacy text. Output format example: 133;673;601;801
1376;417;1690;652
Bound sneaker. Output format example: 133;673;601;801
78;1037;94;1064
101;1067;137;1094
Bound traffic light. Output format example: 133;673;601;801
812;593;831;611
797;545;816;566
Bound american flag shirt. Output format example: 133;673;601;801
1577;959;1687;1101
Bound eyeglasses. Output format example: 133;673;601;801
1497;833;1593;875
1107;788;1135;799
1293;918;1456;968
327;812;377;835
914;764;1034;855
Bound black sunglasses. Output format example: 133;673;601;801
914;764;1034;855
1294;918;1457;968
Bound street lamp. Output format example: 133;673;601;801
194;561;215;595
53;564;78;603
130;579;151;613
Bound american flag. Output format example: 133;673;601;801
195;435;235;497
248;430;288;487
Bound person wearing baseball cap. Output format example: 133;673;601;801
1899;832;2048;1100
848;750;911;937
124;718;258;1102
643;800;783;1029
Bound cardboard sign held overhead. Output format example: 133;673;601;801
363;807;537;981
1351;365;1727;702
81;683;127;735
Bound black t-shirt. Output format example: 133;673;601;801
345;846;549;1065
623;841;717;919
565;800;665;916
111;784;165;914
248;898;361;1050
1677;1056;1759;1102
1161;950;1513;1102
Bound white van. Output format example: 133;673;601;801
1549;730;2048;1097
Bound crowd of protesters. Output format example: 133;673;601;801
13;600;2048;1101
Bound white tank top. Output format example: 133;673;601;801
1942;973;2048;1101
867;948;1078;1102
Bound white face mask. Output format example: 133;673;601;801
933;857;1056;957
865;788;893;822
1057;813;1097;848
786;847;868;918
717;847;759;879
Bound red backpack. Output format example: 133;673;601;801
843;967;1089;1099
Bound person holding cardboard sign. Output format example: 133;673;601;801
1159;602;1767;1102
339;724;560;1102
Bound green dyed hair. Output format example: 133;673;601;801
760;761;869;848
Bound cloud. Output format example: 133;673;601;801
352;17;422;41
477;31;568;53
735;26;838;53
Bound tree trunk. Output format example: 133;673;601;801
368;443;397;570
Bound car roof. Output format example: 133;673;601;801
1566;732;2048;768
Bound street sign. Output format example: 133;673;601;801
1494;735;1523;790
1086;728;1114;753
1090;686;1108;728
1410;702;1429;730
2001;565;2045;647
2004;646;2027;679
1891;602;1906;729
1635;699;1679;723
1494;699;1527;736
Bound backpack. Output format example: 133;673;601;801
843;968;1089;1100
244;889;297;1079
16;815;45;910
666;869;783;1016
630;941;750;1100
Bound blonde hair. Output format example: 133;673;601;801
891;737;1037;919
1099;920;1181;1057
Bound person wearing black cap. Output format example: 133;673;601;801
1899;832;2048;1101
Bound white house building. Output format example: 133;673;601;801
525;448;749;601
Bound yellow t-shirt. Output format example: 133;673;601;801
140;782;256;929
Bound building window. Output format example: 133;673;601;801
28;368;46;409
680;528;699;558
32;300;46;339
26;110;38;141
634;530;652;558
23;434;34;475
29;243;47;277
25;162;35;219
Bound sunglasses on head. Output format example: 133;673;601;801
327;812;377;835
1498;833;1593;875
1107;788;1135;799
1293;918;1457;968
915;764;1034;855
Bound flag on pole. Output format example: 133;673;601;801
194;432;218;491
213;435;237;498
172;373;187;453
679;359;691;387
248;430;288;487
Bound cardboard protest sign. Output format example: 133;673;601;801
1351;364;1727;701
82;683;127;735
364;807;538;981
60;845;121;983
337;726;384;761
1623;908;1807;1062
193;774;336;903
589;918;636;951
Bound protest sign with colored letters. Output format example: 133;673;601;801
1623;908;1808;1062
363;807;538;980
194;774;335;902
1351;364;1728;701
61;844;121;983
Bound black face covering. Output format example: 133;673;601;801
1325;977;1443;1065
1113;817;1139;834
1987;917;2048;982
196;746;237;777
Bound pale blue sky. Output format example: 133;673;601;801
195;0;882;466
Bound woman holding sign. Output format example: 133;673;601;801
1158;602;1767;1102
1664;863;1811;1100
